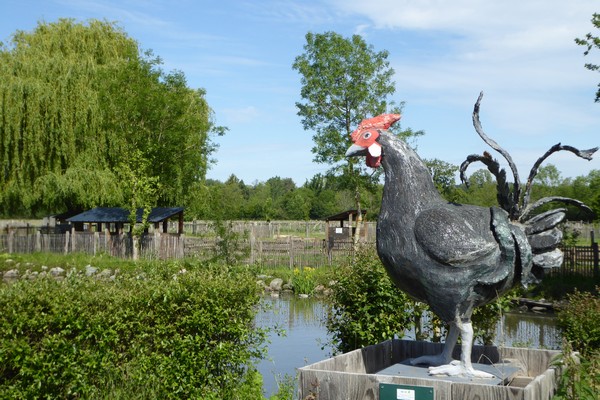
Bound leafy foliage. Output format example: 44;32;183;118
293;32;398;168
0;19;219;217
0;260;267;399
557;288;600;357
291;267;317;295
326;247;413;354
554;291;600;399
575;12;600;102
210;219;250;266
292;31;423;247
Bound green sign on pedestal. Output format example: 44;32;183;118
379;383;434;400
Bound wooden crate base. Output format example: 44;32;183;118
297;339;562;400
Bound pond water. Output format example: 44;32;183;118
255;294;560;397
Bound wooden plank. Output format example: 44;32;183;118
452;382;523;400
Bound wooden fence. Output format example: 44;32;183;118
0;231;362;268
180;220;378;240
1;230;598;274
550;244;600;278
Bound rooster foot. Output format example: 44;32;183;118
410;353;453;367
428;360;495;379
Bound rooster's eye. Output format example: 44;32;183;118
363;132;372;139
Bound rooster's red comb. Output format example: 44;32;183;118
351;113;401;141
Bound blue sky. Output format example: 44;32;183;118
2;0;599;185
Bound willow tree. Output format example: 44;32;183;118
0;19;218;216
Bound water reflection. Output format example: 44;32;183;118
496;311;560;349
256;295;560;396
256;294;333;397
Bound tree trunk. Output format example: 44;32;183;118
353;186;362;251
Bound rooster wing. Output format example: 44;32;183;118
414;204;498;267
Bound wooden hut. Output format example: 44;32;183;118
325;209;368;242
67;207;184;234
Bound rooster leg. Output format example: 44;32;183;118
410;322;459;367
428;318;495;378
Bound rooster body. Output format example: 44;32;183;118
346;111;595;378
375;133;531;323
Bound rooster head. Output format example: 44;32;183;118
346;113;401;168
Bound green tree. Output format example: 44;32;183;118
292;32;421;241
117;149;160;259
424;158;460;202
575;13;600;102
244;182;274;220
461;169;499;207
0;19;220;217
304;173;343;219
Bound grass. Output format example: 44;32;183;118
1;251;142;275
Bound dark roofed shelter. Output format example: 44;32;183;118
67;207;184;234
324;209;368;247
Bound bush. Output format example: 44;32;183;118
326;247;413;354
0;260;267;399
291;267;316;295
553;288;600;400
557;288;600;357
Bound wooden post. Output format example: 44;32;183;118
8;231;13;254
250;225;256;264
288;235;293;269
70;227;76;253
93;232;99;255
592;231;599;279
64;231;70;254
35;231;41;252
348;213;353;240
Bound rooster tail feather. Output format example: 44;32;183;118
523;209;567;277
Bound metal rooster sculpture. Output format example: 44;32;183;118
345;92;597;378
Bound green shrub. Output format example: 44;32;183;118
291;267;316;295
552;341;600;400
557;288;600;357
0;261;267;399
326;248;413;354
553;288;600;400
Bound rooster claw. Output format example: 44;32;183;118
428;361;495;379
410;354;453;367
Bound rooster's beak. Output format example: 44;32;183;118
345;144;367;157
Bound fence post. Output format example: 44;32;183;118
288;235;293;269
8;231;13;254
35;231;41;252
593;243;599;279
592;231;599;279
64;231;70;254
250;226;255;264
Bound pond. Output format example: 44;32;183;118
255;294;560;397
